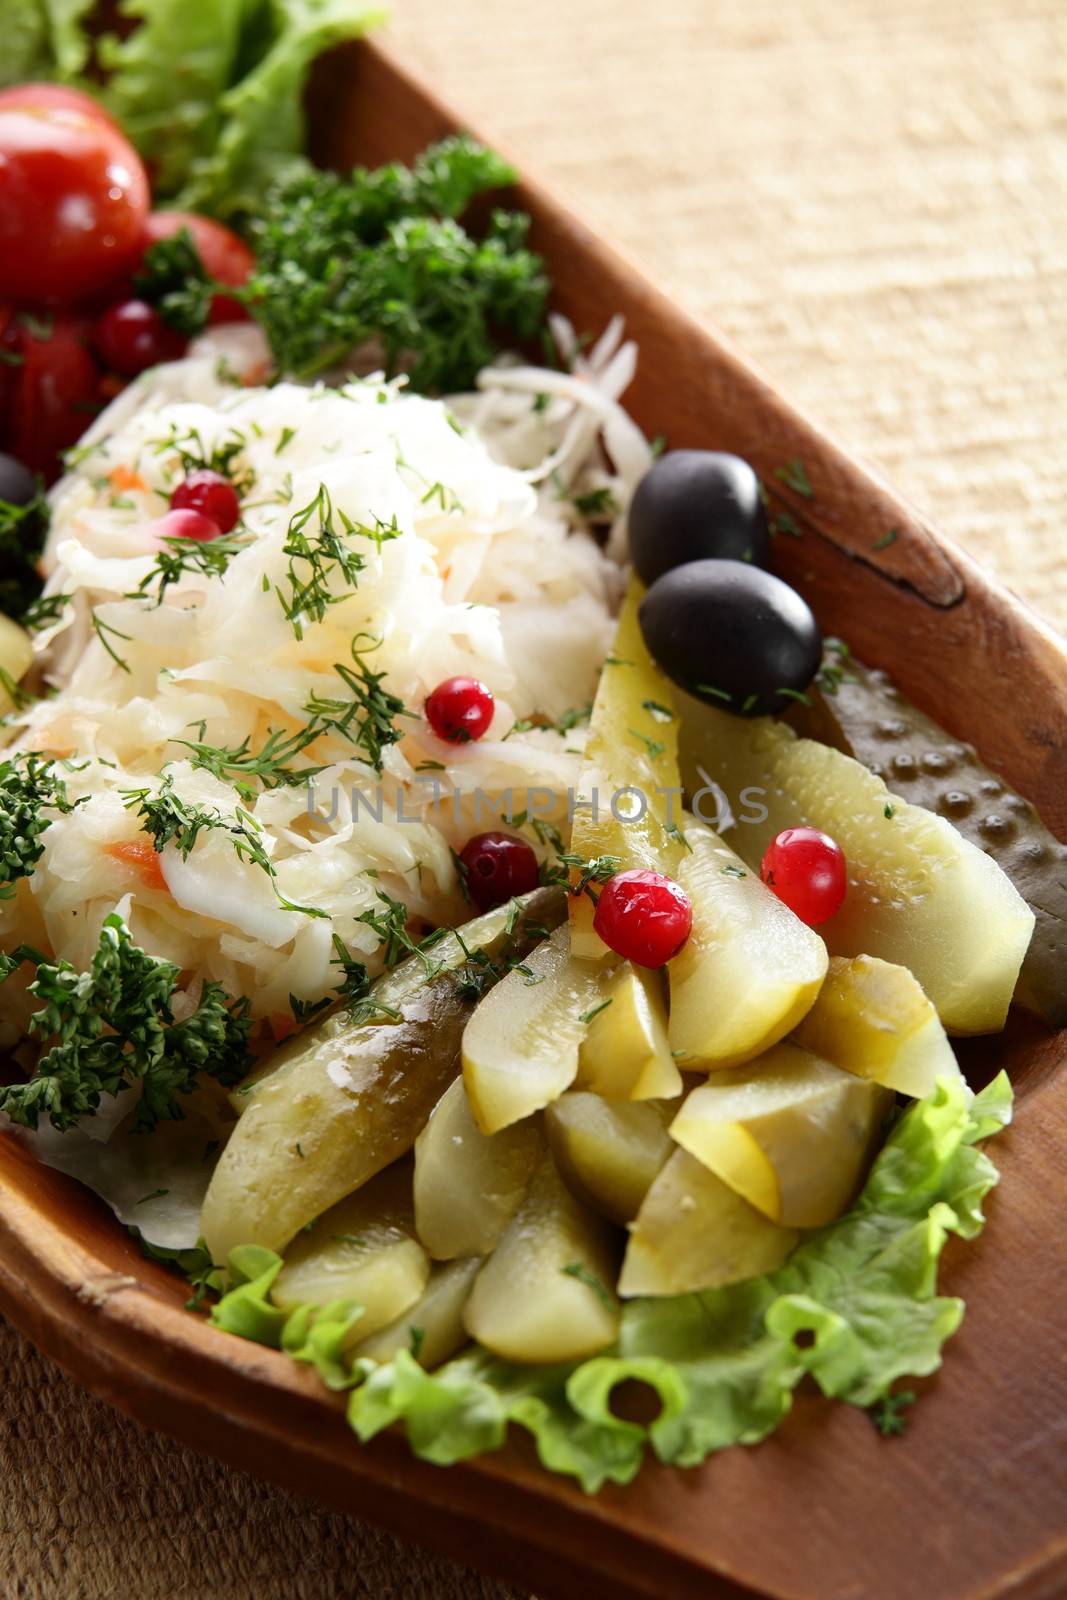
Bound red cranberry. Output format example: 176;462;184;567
592;869;692;968
154;507;222;543
425;676;495;744
93;300;186;378
170;468;240;533
459;831;539;911
759;827;847;926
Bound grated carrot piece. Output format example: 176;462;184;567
107;839;168;893
108;464;148;493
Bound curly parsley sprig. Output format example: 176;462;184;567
0;914;252;1133
136;136;548;393
0;757;84;899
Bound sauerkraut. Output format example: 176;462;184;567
1;322;648;1031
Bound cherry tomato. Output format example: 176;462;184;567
0;105;149;304
593;869;693;968
759;827;847;927
0;309;101;481
93;300;187;377
139;211;255;324
0;83;120;131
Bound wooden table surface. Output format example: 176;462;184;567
5;1;1065;1595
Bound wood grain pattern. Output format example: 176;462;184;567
1;32;1066;1600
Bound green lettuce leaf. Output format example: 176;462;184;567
0;0;52;84
349;1074;1012;1485
13;0;384;215
98;0;249;197
208;1074;1013;1491
43;0;95;78
170;0;388;219
209;1242;366;1390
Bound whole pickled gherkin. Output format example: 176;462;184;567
201;887;565;1264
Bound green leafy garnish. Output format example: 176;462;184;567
0;757;82;898
0;913;252;1132
244;136;548;389
302;639;411;776
346;1074;1011;1489
129;529;250;607
561;1261;615;1309
133;1234;225;1311
774;458;814;498
133;226;215;335
121;771;326;918
209;1245;366;1390
41;0;385;218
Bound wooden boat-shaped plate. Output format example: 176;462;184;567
2;35;1066;1600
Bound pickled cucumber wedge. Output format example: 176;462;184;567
273;1161;428;1344
464;1153;621;1363
619;1149;797;1297
545;1092;676;1224
792;953;963;1098
576;962;681;1099
462;924;607;1134
669;1043;890;1227
413;1078;542;1259
201;887;565;1263
352;1257;481;1369
0;615;31;713
668;820;827;1068
792;650;1067;1027
679;699;1034;1033
569;578;684;958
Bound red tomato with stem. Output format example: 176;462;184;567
139;211;255;324
0;105;149;304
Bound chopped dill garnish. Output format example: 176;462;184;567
120;772;326;918
774;458;814;499
579;998;613;1025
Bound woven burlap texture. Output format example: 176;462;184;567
4;0;1064;1595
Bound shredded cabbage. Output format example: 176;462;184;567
3;324;646;1035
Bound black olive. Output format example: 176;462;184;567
628;451;770;586
0;454;36;508
638;558;822;717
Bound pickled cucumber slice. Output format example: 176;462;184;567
569;578;684;958
619;1149;797;1297
413;1078;542;1259
669;1043;890;1227
351;1257;481;1369
462;924;607;1134
464;1153;621;1363
667;820;827;1068
792;953;963;1098
679;699;1034;1034
792;651;1067;1027
576;962;681;1099
201;887;565;1263
273;1161;428;1344
545;1092;676;1223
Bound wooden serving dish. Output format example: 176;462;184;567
2;34;1067;1600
